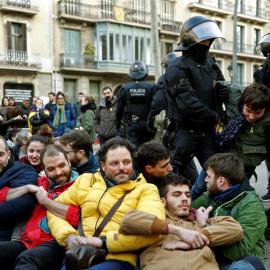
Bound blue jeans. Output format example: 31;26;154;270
219;255;265;270
61;259;134;270
98;132;119;145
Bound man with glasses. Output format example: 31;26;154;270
59;130;99;175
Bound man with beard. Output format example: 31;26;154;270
0;136;37;241
0;144;80;269
192;153;266;270
94;86;119;145
118;175;243;270
59;130;99;174
47;137;165;270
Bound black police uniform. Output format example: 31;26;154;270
116;80;156;149
165;47;225;173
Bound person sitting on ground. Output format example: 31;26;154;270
28;98;50;134
18;134;50;174
137;141;173;187
7;129;20;148
59;130;99;175
0;144;80;269
119;175;243;270
0;136;38;241
192;153;266;270
37;124;54;144
47;137;165;270
12;130;32;160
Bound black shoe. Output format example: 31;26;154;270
260;192;270;202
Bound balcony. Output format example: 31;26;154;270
159;18;181;36
210;41;265;60
58;1;180;33
60;53;97;72
237;5;270;24
0;0;39;15
187;0;233;17
0;50;41;71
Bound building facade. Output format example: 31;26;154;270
0;0;269;104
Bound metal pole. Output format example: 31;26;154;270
232;0;238;84
150;0;161;81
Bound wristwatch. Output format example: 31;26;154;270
100;236;108;251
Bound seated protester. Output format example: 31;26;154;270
12;130;32;160
47;137;165;270
137;141;173;187
18;134;50;174
192;83;270;199
0;144;80;269
37;124;54;144
119;175;243;270
0;136;38;241
59;130;99;174
137;141;198;188
28;98;50;135
7;128;20;148
192;153;267;270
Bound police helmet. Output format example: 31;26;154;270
161;53;178;69
128;61;148;80
175;16;226;51
256;33;270;57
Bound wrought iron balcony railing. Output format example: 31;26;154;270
60;53;97;69
212;41;262;56
238;4;270;20
0;50;41;67
58;1;181;31
0;0;39;11
187;0;233;12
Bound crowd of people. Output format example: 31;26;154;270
0;15;269;270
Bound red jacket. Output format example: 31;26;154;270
14;176;79;249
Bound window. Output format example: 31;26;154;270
237;63;243;85
7;22;27;51
97;26;151;64
161;1;173;22
133;0;145;22
213;0;222;9
253;64;259;82
89;80;101;102
64;29;81;65
64;0;81;16
253;29;261;54
101;0;113;18
165;43;173;54
64;79;77;103
255;0;261;17
237;0;243;13
237;25;244;53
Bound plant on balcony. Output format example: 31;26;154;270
84;43;96;66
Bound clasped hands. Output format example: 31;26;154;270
163;206;212;251
65;234;102;250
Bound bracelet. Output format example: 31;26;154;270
165;224;170;235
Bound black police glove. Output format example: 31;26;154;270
116;119;122;130
146;118;157;134
215;81;229;102
162;130;173;149
216;111;228;125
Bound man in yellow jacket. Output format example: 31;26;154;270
47;137;168;270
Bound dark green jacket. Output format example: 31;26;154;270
192;190;266;261
223;83;270;169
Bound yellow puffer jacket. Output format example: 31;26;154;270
47;171;165;267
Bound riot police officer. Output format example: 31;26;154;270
146;53;199;184
254;33;270;87
165;16;228;195
116;61;156;149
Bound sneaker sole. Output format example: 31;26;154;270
260;198;270;202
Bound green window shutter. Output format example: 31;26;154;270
7;22;12;50
22;23;27;52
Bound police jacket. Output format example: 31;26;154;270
165;52;224;130
116;80;156;121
